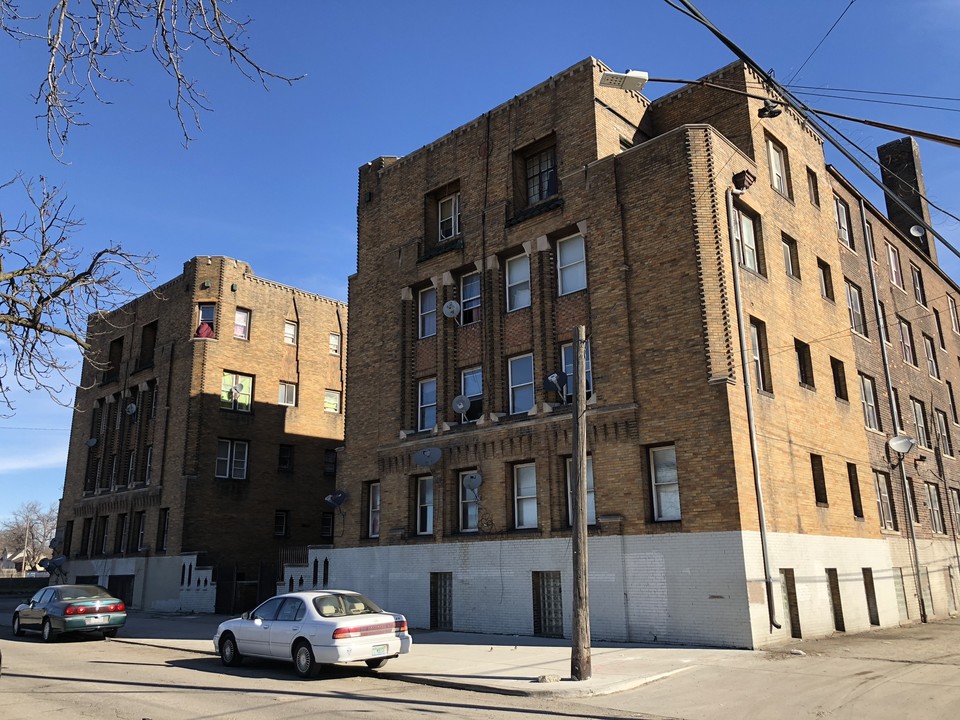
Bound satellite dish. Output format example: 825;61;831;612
442;300;461;318
452;395;471;414
462;472;482;491
125;403;138;416
86;438;98;448
324;489;349;508
232;383;245;398
412;447;442;467
544;370;568;393
889;435;916;455
909;225;925;237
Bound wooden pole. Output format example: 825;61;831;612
570;325;592;680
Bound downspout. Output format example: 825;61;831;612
725;181;781;631
858;198;927;623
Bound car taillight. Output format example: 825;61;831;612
394;618;407;633
115;602;125;612
332;626;361;639
64;605;89;615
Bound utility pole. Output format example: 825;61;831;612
21;523;31;578
570;324;591;680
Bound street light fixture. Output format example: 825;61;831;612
599;70;649;93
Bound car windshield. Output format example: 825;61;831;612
59;585;112;601
313;593;383;617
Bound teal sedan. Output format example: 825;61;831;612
12;584;126;642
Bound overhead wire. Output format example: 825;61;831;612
786;0;857;85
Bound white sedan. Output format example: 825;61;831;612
213;590;412;678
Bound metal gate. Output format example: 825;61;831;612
532;571;563;638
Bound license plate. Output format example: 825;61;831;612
371;644;387;656
84;616;108;625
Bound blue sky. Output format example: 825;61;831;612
2;0;959;524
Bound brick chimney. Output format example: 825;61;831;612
877;137;936;263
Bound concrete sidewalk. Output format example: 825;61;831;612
114;609;719;697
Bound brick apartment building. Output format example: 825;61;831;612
304;57;960;649
55;256;346;613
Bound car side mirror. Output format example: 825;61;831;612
254;618;263;626
241;611;250;620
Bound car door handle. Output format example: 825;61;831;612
291;626;300;632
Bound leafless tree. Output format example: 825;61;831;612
0;501;59;572
1;0;301;156
0;175;155;414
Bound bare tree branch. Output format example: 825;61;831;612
0;175;155;415
1;1;302;156
0;501;58;572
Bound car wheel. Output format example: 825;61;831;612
12;614;24;637
103;629;119;639
219;634;243;667
41;619;56;643
293;641;320;679
365;658;389;669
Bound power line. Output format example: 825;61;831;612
786;84;960;103
791;90;960;114
787;0;857;85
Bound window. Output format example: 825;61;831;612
950;296;960;334
283;321;298;345
418;378;436;430
811;454;828;506
103;337;123;383
278;382;297;407
878;302;890;344
817;258;834;300
908;478;921;524
196;303;216;338
651;446;680;521
948;381;959;424
936;408;954;455
220;372;253;412
859;373;881;430
749;318;773;393
831;357;848;401
892;388;904;432
114;514;128;554
508;354;534;415
951;488;960;536
438;192;461;241
143;445;153;484
460;471;480;532
234;309;250;340
124;449;135;486
848;464;864;519
274;510;288;537
910;263;926;306
874;471;896;530
514;463;538;528
865;221;877;261
505;254;531;311
732;207;762;274
215;439;249;479
419;287;437;338
912;397;930;448
887;243;904;289
417;477;434;535
926;484;945;534
329;333;341;356
368;482;381;538
766;136;790;197
566;456;596;526
934;309;946;350
138;320;158;369
525;145;557;205
460;367;483;423
782;234;800;279
94;516;109;554
324;449;337;476
158;508;169;550
923;335;940;379
899;317;917;365
845;279;867;336
557;234;587;295
795;339;815;388
562;339;593;400
323;389;341;414
278;444;294;472
806;167;820;207
834;196;853;249
460;272;481;324
133;511;146;552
